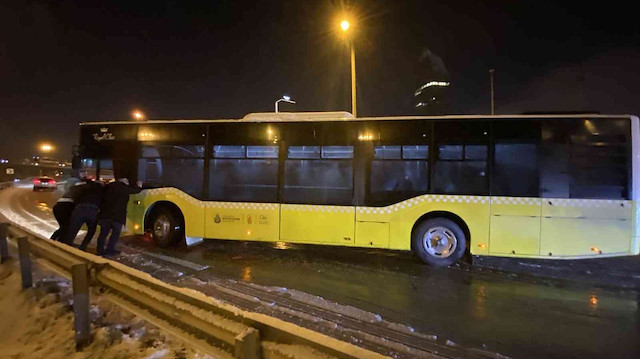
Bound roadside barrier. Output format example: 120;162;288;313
0;221;391;359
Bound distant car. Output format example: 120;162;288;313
33;177;57;191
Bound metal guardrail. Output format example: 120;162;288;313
0;181;14;190
0;221;391;359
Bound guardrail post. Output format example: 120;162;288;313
0;223;9;263
17;236;32;289
234;327;260;359
71;263;91;350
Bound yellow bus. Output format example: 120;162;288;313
78;112;640;267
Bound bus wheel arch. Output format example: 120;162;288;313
411;211;470;267
144;201;185;247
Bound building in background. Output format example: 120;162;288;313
414;48;453;115
414;81;452;114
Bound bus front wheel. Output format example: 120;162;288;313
412;218;466;267
148;206;183;248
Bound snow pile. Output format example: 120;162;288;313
0;261;217;359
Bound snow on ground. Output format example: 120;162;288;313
241;281;436;339
0;260;218;359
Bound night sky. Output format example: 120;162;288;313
1;0;639;161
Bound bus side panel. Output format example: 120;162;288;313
357;195;490;253
540;199;633;256
136;188;206;239
488;197;541;256
204;203;280;241
280;204;355;245
125;195;144;235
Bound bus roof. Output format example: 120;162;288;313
79;112;636;126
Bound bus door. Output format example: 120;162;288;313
205;123;282;242
279;123;356;245
279;145;356;245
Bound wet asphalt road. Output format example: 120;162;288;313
3;187;640;359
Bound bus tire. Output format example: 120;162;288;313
148;206;183;248
412;217;466;267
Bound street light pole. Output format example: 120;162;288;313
489;69;495;115
275;96;296;113
340;19;357;118
350;43;357;118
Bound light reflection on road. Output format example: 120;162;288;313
242;266;252;281
35;201;51;213
473;283;487;319
273;241;291;250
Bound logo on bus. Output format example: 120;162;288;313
93;127;116;142
214;214;221;223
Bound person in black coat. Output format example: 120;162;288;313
50;181;83;241
96;178;142;256
63;179;103;246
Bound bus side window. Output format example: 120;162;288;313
433;121;489;195
491;120;540;197
539;120;571;198
567;118;629;199
208;145;279;202
539;119;630;199
138;144;205;197
283;145;354;205
366;120;431;206
369;145;429;206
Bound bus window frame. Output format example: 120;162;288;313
137;124;207;198
208;122;283;203
280;122;357;206
432;120;491;196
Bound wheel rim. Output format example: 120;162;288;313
422;226;457;258
153;215;171;241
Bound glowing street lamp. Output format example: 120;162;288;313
340;20;350;31
40;143;54;153
133;110;144;120
275;95;296;113
340;19;357;117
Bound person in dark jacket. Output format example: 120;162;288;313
63;179;103;247
50;183;81;241
51;170;88;241
96;178;142;256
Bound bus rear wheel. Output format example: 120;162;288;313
412;218;466;267
149;206;183;248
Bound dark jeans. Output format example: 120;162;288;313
51;202;74;241
97;219;122;255
64;203;98;247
